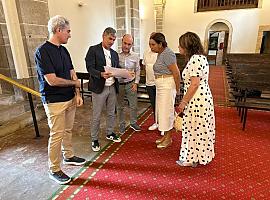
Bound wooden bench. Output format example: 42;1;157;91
225;54;270;100
226;54;270;65
225;53;270;78
225;54;270;130
231;75;270;130
236;92;270;130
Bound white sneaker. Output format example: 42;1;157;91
161;131;164;136
148;123;158;131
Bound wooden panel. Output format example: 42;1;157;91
197;0;258;12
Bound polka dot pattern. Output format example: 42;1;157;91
180;55;215;165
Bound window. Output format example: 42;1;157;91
197;0;259;12
208;32;219;50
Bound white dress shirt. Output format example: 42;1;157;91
118;50;140;84
103;47;115;86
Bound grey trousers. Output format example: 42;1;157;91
117;82;138;127
91;85;116;141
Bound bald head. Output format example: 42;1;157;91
122;34;134;54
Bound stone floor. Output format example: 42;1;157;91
0;97;150;200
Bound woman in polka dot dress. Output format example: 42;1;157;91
176;32;215;167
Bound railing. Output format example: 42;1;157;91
0;73;41;137
197;0;259;12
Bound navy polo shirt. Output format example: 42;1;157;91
35;41;75;104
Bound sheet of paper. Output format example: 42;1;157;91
104;66;132;79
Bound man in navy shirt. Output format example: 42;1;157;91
35;15;86;185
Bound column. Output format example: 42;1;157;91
2;0;29;79
154;0;166;32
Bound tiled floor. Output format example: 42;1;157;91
0;97;150;200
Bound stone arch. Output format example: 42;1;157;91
204;19;233;65
204;19;233;53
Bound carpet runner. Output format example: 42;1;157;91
209;66;229;106
51;106;270;200
50;66;269;199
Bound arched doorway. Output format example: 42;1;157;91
205;19;233;65
256;25;270;53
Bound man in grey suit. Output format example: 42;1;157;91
85;27;121;152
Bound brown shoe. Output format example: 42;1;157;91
157;138;172;149
156;130;172;149
155;135;166;144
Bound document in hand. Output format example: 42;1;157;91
104;66;132;79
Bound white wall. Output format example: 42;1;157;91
162;0;270;53
139;0;156;57
47;0;270;65
48;0;116;72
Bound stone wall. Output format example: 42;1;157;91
154;0;166;32
0;1;14;94
115;0;140;53
130;0;140;53
15;0;49;92
0;0;49;98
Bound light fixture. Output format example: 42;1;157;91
78;1;85;7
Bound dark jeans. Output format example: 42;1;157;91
146;85;156;115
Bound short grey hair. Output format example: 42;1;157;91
103;27;116;36
48;15;69;35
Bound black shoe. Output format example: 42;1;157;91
130;123;141;131
49;170;71;185
63;156;86;166
92;140;100;152
192;162;199;168
106;132;121;142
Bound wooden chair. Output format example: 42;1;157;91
76;72;91;102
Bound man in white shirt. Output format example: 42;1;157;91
118;34;141;133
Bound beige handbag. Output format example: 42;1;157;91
174;112;183;131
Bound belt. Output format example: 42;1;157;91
155;74;173;79
119;80;134;85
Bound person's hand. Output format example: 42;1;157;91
74;79;81;88
175;106;184;117
76;95;83;107
101;72;113;79
178;101;187;113
175;94;181;105
131;83;137;92
127;70;135;79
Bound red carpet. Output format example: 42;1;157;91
51;107;270;200
209;66;229;106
